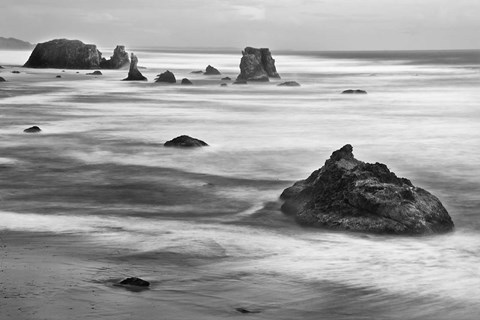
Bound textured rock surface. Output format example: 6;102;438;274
204;65;221;75
281;145;454;235
342;89;367;94
99;45;129;69
237;47;280;81
155;70;176;83
24;126;41;133
164;135;208;147
123;53;147;81
278;81;300;86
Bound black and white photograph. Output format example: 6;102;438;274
0;0;479;319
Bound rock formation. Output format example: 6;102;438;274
55;75;61;78
233;79;247;84
123;53;147;81
204;65;221;75
164;135;208;147
237;47;280;82
0;77;6;82
278;81;300;87
155;70;176;83
342;89;367;94
281;144;454;235
181;78;192;85
99;45;129;69
119;277;150;287
87;71;102;75
24;126;41;133
221;77;231;81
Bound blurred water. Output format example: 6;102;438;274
1;49;480;319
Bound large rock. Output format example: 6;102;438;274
237;47;280;82
164;135;208;147
280;145;454;235
155;70;176;83
123;53;147;81
204;65;221;75
100;45;129;69
24;126;41;133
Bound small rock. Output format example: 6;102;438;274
190;70;203;74
181;78;193;85
76;71;79;73
164;135;208;148
155;70;176;83
56;75;61;78
204;65;221;75
221;77;231;81
235;308;260;314
0;66;4;69
11;71;20;74
87;70;102;75
220;83;227;87
62;70;65;72
119;277;150;287
233;79;247;85
278;81;300;87
0;77;6;82
342;89;367;94
23;126;41;133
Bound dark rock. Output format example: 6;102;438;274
87;70;102;75
23;126;41;133
280;144;454;235
220;83;228;87
233;79;247;85
123;53;147;81
221;77;231;81
62;70;65;72
155;70;176;83
204;65;221;75
0;66;3;68
278;81;300;87
100;45;129;69
342;89;367;94
164;135;208;148
0;77;6;82
24;39;102;69
119;277;150;287
237;47;280;82
190;70;203;74
235;308;260;314
181;78;192;85
11;71;20;74
56;75;61;78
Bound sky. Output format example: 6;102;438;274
1;0;479;51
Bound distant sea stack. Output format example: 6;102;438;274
237;47;280;82
24;39;129;69
280;145;454;235
123;53;147;81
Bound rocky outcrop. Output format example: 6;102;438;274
99;45;129;69
281;145;454;235
278;81;300;87
237;47;280;82
164;135;208;147
155;70;176;83
181;78;192;85
87;70;102;75
221;77;231;81
204;65;221;75
0;77;6;82
119;277;150;287
24;126;41;133
123;53;147;81
342;89;367;94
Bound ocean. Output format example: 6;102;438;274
0;48;479;319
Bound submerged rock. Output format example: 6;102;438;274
123;53;147;81
99;45;129;69
220;83;228;87
190;70;203;74
119;277;150;287
221;77;231;81
280;144;454;235
342;89;367;94
155;70;176;83
24;126;41;133
164;135;208;147
204;65;221;75
87;70;102;75
0;77;6;82
56;75;61;78
278;81;300;87
235;308;261;314
181;78;192;85
11;71;20;74
237;47;280;82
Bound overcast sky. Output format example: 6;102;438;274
1;0;479;50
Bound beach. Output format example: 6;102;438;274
1;48;480;319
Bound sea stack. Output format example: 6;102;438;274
155;70;176;83
123;53;147;81
237;47;280;82
100;45;130;69
280;145;454;235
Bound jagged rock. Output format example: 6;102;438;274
221;77;231;81
181;78;192;85
100;45;129;69
278;81;300;87
155;70;176;83
204;65;221;75
280;144;454;235
164;135;208;147
56;75;61;78
342;89;367;94
123;53;147;81
0;77;6;82
87;70;102;75
237;47;280;82
119;277;150;287
233;79;247;84
190;70;203;74
24;126;41;133
24;39;102;69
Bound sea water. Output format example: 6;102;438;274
0;48;479;319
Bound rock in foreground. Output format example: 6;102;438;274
164;135;208;147
24;126;41;133
281;145;454;235
155;70;176;83
237;47;280;82
119;277;150;287
123;53;147;81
